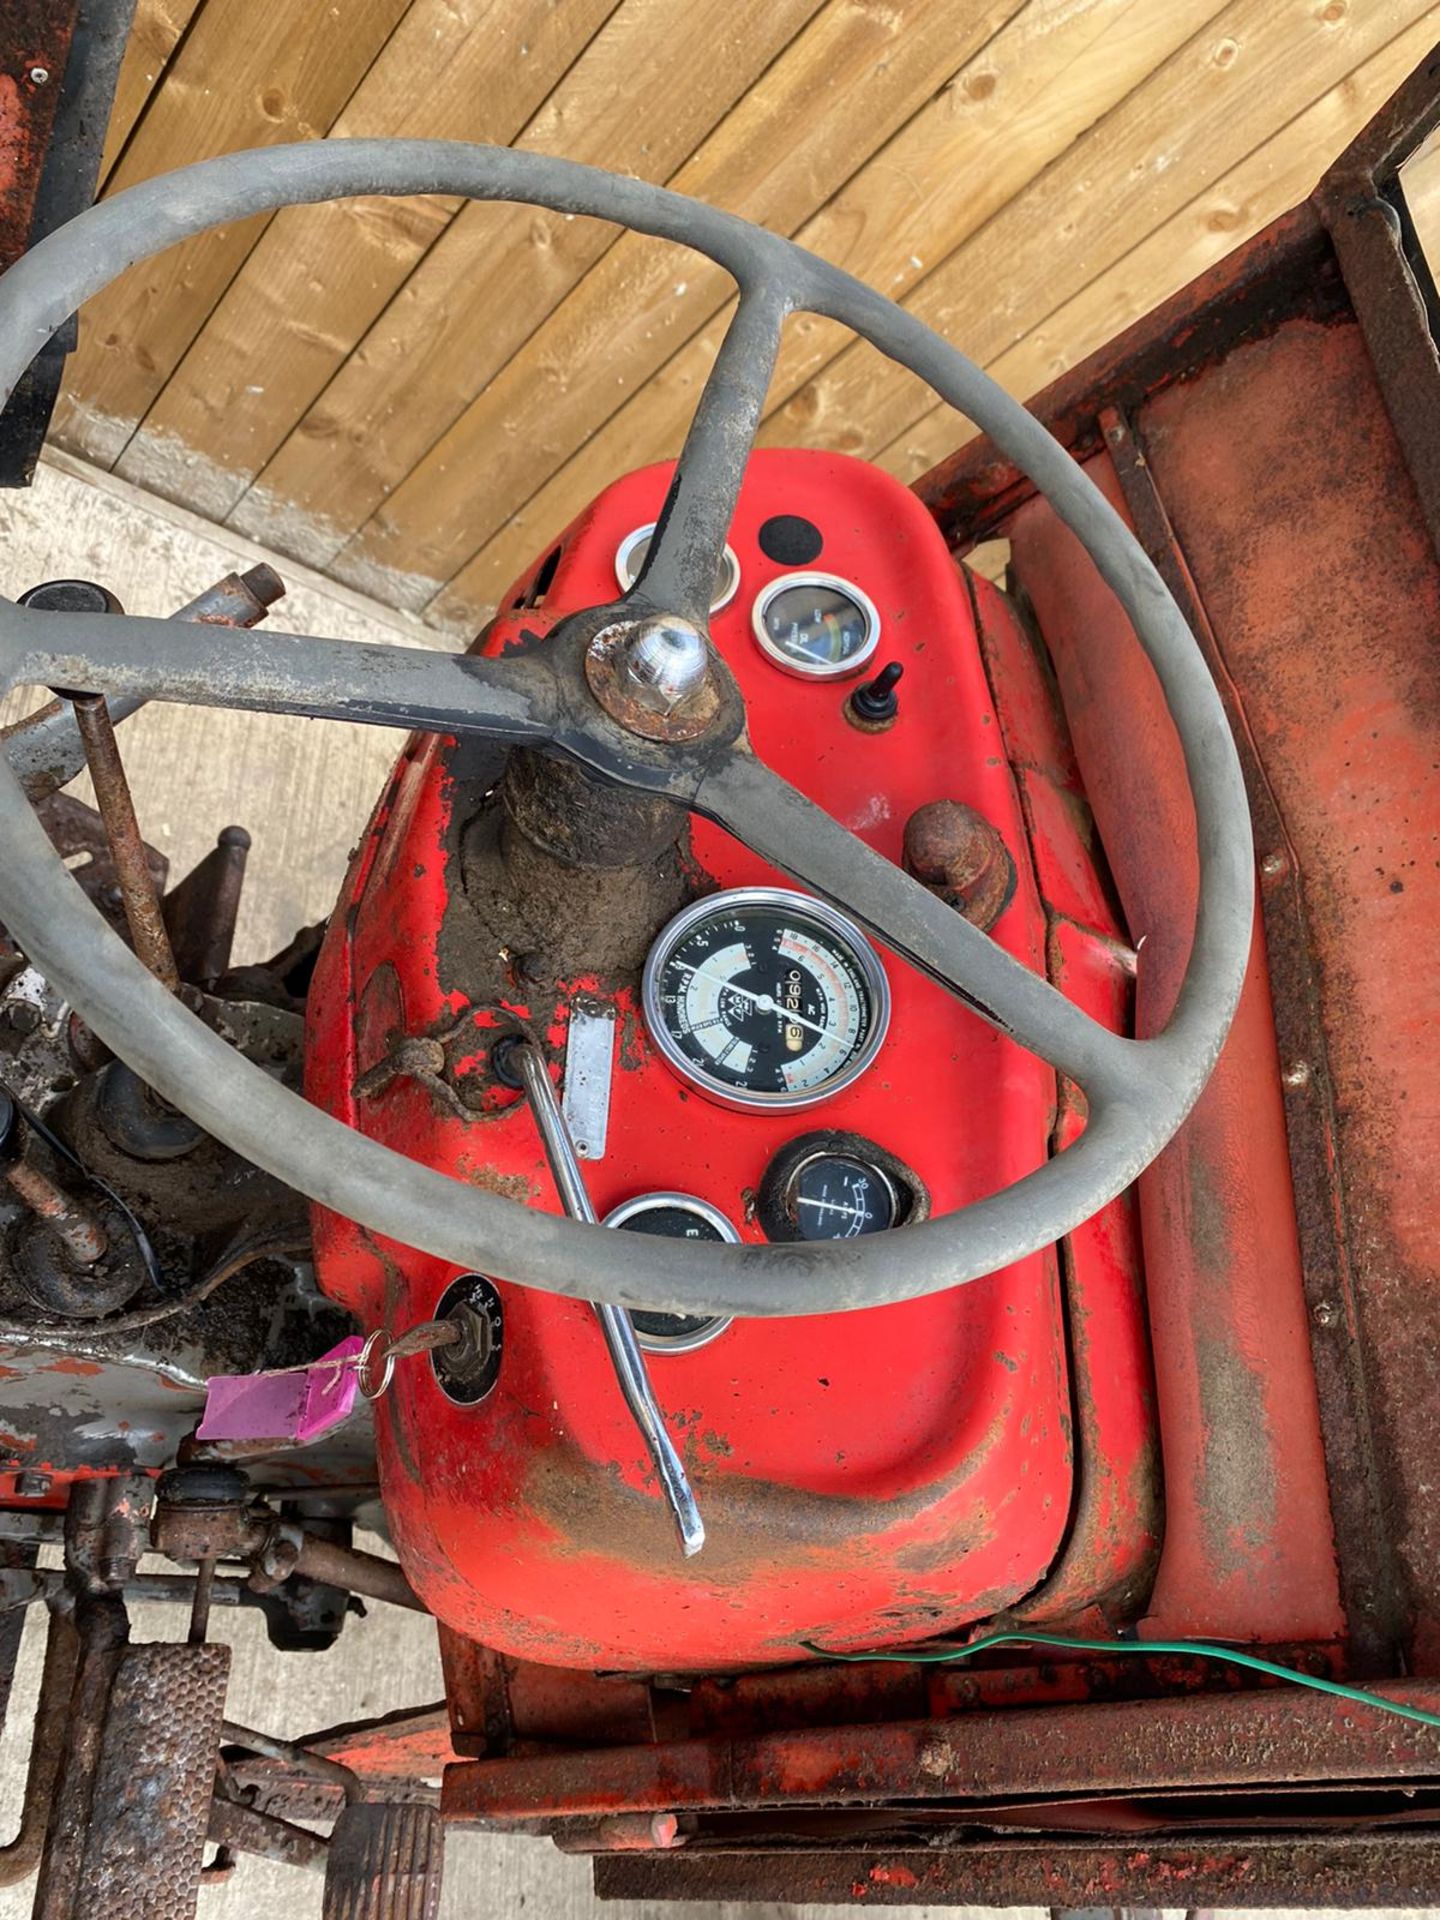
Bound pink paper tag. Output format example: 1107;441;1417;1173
197;1336;364;1445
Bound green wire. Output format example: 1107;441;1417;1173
803;1629;1440;1733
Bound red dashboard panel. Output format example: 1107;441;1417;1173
305;451;1136;1670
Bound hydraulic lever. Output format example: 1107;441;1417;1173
497;1035;705;1558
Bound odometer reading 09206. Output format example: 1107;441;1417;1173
641;888;891;1111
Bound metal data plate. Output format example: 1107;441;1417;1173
562;1002;616;1161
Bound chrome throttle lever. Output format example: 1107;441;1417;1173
497;1035;705;1558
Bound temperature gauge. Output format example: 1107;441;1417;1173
752;571;880;679
641;887;890;1111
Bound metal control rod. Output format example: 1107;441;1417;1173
2;565;285;802
507;1038;704;1558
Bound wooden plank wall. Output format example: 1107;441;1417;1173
49;0;1440;635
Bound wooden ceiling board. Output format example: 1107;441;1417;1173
50;0;1440;634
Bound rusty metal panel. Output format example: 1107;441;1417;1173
1134;309;1440;1671
915;205;1348;548
591;1835;1440;1907
0;0;135;484
0;4;75;270
1006;450;1345;1649
78;1642;230;1920
443;1678;1440;1822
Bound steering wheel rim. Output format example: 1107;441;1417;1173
0;140;1254;1320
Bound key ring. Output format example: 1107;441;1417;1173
356;1328;396;1402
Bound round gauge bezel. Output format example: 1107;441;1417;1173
757;1130;930;1244
750;570;881;681
784;1147;900;1241
641;886;891;1113
603;1191;739;1354
614;521;741;612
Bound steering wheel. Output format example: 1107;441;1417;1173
0;143;1253;1320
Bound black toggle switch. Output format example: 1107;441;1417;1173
848;660;904;725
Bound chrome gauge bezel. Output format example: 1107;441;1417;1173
641;886;891;1113
614;521;741;612
603;1192;739;1354
750;570;881;680
783;1147;900;1241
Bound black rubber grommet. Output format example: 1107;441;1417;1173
488;1035;527;1090
757;514;823;566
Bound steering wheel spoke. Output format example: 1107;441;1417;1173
692;748;1139;1104
629;285;789;628
0;601;556;743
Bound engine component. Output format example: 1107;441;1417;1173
150;1470;424;1615
640;885;891;1110
903;797;1018;932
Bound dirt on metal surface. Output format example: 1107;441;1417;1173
1137;309;1440;1671
0;5;75;271
591;1833;1440;1907
1006;447;1344;1650
444;1676;1440;1822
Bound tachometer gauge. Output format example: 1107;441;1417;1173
752;571;880;679
615;522;741;612
604;1192;739;1353
642;887;890;1111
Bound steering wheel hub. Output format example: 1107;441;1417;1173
584;610;723;741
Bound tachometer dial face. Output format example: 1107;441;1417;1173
615;522;740;612
642;888;890;1111
752;572;880;679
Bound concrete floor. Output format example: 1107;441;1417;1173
0;454;1427;1919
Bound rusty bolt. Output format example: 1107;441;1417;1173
902;800;1017;933
1260;851;1288;878
14;1470;52;1498
2;1002;41;1035
250;1519;304;1591
1281;1060;1311;1089
1313;1299;1340;1329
